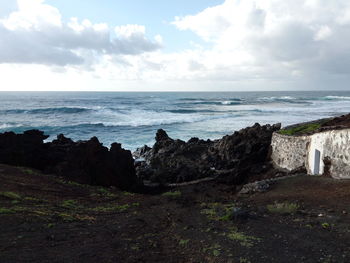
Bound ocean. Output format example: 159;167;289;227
1;91;350;151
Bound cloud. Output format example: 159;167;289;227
2;0;350;90
172;0;350;80
0;0;162;66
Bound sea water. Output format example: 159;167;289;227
1;91;350;151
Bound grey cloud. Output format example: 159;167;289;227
255;22;318;62
0;26;84;66
247;7;266;29
0;23;162;66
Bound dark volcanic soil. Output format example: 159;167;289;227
0;164;349;263
322;113;350;128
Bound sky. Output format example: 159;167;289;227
1;0;350;91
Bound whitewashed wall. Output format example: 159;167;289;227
308;129;350;179
271;133;310;171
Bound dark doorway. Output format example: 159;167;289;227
314;149;321;175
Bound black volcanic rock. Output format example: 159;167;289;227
134;123;281;185
0;131;138;190
0;130;49;169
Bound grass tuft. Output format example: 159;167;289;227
179;239;190;246
225;227;260;248
61;200;79;209
267;202;299;214
161;191;181;199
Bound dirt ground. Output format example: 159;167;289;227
0;164;349;263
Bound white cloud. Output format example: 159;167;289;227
170;0;350;83
0;0;162;66
2;0;350;90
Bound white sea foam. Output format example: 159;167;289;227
324;96;350;100
90;108;231;127
0;123;22;129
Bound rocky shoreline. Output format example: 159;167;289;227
0;122;286;192
1;122;350;262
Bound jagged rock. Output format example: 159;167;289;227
133;145;152;160
135;123;281;185
0;131;138;190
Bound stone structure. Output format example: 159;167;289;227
271;129;350;179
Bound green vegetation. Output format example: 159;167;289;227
0;207;15;214
322;222;330;229
18;167;36;175
90;204;130;213
203;244;221;257
279;123;321;135
91;187;117;198
61;200;79;209
200;202;235;221
179;239;190;246
226;227;260;248
0;191;21;200
57;213;75;222
161;191;181;199
267;202;299;215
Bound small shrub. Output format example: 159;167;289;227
322;222;330;229
267;202;299;215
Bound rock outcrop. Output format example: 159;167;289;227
135;123;281;185
0;130;138;190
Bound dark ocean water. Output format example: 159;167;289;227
1;91;350;151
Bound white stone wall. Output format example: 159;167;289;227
271;133;310;171
308;129;350;179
